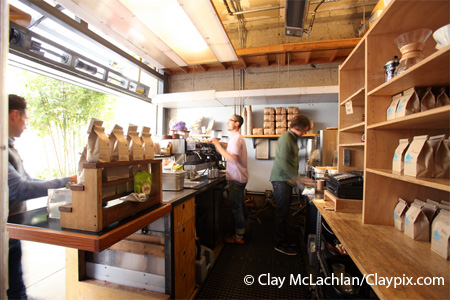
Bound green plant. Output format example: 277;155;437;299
24;72;115;177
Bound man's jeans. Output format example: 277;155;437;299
8;238;27;300
272;181;293;246
228;180;248;235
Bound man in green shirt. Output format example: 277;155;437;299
270;115;314;255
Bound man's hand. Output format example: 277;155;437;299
69;174;77;183
297;176;315;187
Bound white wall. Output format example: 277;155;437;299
172;102;338;192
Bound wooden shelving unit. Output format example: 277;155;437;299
60;159;162;232
331;1;450;299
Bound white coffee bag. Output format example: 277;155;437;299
404;135;434;178
395;87;420;118
387;92;402;120
86;118;110;163
109;125;129;162
431;209;450;260
127;124;144;161
392;138;410;174
141;126;155;160
394;198;408;232
404;201;430;241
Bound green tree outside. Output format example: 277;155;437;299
23;72;115;178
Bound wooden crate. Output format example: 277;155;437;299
324;189;362;213
60;159;162;232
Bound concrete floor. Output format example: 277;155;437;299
21;240;65;300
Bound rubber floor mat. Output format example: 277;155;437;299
195;206;309;299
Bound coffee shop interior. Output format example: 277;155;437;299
1;0;449;299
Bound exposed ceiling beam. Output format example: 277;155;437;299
236;38;361;56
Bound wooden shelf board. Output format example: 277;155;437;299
242;134;316;138
366;168;450;192
339;39;365;71
339;142;365;147
313;199;450;300
7;204;172;252
340;87;365;106
369;46;450;97
340;121;365;133
367;106;450;130
84;159;161;169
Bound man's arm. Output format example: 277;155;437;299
211;139;238;162
8;163;72;202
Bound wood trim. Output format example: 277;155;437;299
7;204;172;252
236;38;361;56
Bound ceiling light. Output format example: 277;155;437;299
120;0;236;66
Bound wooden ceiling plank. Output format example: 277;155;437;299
236;38;361;57
330;50;338;62
197;64;207;72
305;51;312;64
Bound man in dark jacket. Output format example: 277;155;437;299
270;115;314;255
8;94;76;299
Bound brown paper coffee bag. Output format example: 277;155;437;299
404;201;430;241
264;114;275;122
288;107;299;114
276;128;287;135
276;115;287;122
77;146;87;184
109;125;129;162
435;139;450;178
87;118;110;163
141;126;155;160
404;135;434;177
392;138;410;174
276;121;287;128
276;107;287;115
264;107;275;115
394;198;408;232
264;128;275;135
264;121;275;129
431;209;450;260
434;87;450;107
422;201;439;223
127;124;144;161
395;87;420;118
287;113;298;121
418;87;435;112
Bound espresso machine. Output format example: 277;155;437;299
183;140;222;176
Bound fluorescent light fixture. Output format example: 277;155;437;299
120;0;236;65
179;0;237;62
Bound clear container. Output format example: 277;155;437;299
394;29;432;76
47;188;72;219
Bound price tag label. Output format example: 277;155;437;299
345;100;353;114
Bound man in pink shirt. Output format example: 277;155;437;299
211;114;249;244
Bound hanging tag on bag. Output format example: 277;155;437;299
345;100;353;114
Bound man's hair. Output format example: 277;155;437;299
9;94;27;114
233;114;244;129
289;115;310;131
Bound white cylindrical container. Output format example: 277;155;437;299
247;105;253;135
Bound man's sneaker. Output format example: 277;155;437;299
225;235;244;244
274;243;298;256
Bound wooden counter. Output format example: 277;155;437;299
7;203;171;252
313;199;449;300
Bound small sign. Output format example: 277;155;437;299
345;100;353;114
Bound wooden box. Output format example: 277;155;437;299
60;159;162;232
324;189;362;213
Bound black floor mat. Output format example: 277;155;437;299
195;205;309;299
